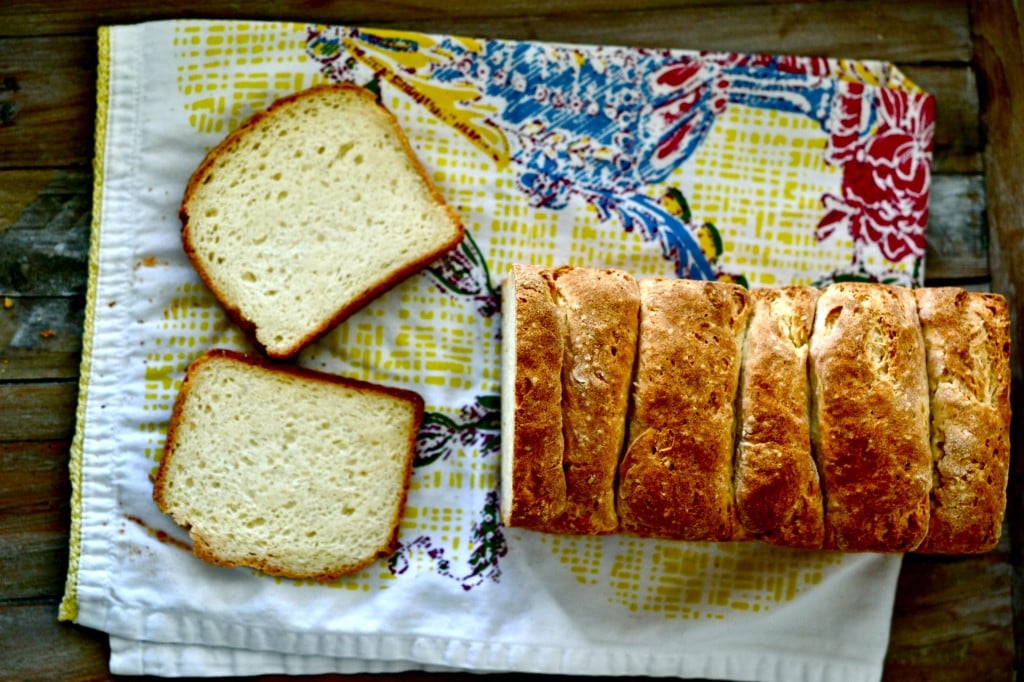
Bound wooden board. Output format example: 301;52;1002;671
0;0;1019;679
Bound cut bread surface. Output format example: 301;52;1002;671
153;349;423;580
181;84;465;359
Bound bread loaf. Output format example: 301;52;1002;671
153;349;423;581
734;286;824;549
500;264;1011;555
617;279;749;541
180;84;464;359
914;288;1011;554
809;283;932;552
499;264;568;529
546;266;639;535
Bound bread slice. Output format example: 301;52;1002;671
913;288;1011;554
153;349;424;581
545;266;640;535
617;278;749;541
500;264;568;529
809;283;932;552
734;286;824;549
180;84;465;359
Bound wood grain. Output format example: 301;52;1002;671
0;382;77;441
0;36;95;169
924;175;989;283
0;0;974;64
0;603;110;682
0;294;85;382
0;169;90;296
887;556;1015;680
0;441;71;600
0;0;1019;679
901;65;982;175
970;0;1024;673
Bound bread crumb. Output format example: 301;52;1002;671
134;256;165;269
2;297;12;309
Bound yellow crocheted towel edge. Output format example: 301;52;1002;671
58;24;110;623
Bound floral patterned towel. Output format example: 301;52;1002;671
61;19;932;680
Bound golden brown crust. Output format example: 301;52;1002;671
180;84;465;359
809;283;931;552
913;288;1011;554
544;266;640;535
734;287;824;549
153;348;423;581
503;265;568;529
188;532;389;583
617;278;749;541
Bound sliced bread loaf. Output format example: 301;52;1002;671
734;286;824;549
499;264;568;530
809;282;932;552
180;83;465;359
547;265;640;535
914;288;1011;554
617;278;749;541
153;349;424;581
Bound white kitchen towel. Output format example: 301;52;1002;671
61;18;934;680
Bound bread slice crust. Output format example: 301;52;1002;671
500;264;568;529
914;288;1011;554
617;278;749;541
180;84;465;359
734;286;824;549
545;265;640;535
809;283;932;552
153;349;424;581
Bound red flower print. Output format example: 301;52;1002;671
817;88;934;263
825;81;869;165
776;55;832;77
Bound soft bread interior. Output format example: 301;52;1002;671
182;85;463;358
154;351;421;579
499;270;517;526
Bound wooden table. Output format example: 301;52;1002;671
2;1;1021;679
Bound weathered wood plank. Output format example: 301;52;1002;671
0;603;110;682
0;516;70;602
901;65;982;175
0;440;70;514
0;297;84;381
886;555;1016;680
923;174;989;283
0;441;72;600
0;167;89;380
970;0;1024;673
0;0;974;64
0;169;58;230
0;36;95;169
0;382;77;441
0;169;90;297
